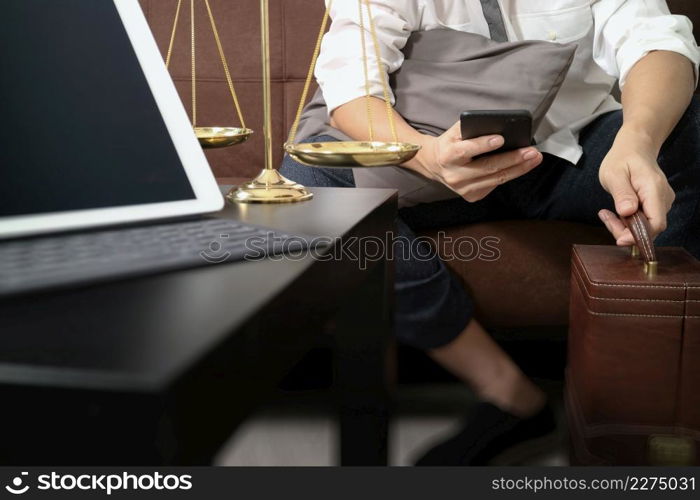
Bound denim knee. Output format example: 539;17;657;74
656;97;700;256
685;95;700;125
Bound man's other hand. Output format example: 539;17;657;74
598;127;676;246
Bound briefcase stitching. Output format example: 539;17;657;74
584;310;696;319
572;268;694;318
573;250;687;290
572;266;684;302
573;266;684;303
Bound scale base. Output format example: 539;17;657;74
228;169;313;204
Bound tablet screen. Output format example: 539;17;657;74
0;0;196;218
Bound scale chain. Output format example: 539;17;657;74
364;0;398;144
358;0;374;142
165;0;183;69
286;1;333;146
190;0;197;127
166;0;248;130
287;0;400;146
204;0;247;130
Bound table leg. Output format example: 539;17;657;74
333;258;393;466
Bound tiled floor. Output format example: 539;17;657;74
215;384;569;466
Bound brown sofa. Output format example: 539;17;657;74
140;0;699;334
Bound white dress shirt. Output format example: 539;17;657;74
316;0;700;165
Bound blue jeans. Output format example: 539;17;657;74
280;97;700;350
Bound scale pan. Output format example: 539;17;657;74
195;127;253;149
285;141;421;168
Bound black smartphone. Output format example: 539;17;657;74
460;110;533;153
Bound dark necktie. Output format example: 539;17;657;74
479;0;508;42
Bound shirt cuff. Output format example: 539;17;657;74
617;18;700;88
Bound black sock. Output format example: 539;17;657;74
415;401;556;466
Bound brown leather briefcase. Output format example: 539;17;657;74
566;212;700;465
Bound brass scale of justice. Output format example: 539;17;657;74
165;0;420;203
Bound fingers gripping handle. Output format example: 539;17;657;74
623;211;658;276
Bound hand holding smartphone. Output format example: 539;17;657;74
407;112;541;203
460;110;533;154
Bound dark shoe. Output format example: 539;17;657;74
414;402;557;466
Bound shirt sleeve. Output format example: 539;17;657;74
315;0;419;114
591;0;700;89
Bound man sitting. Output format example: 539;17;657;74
281;0;700;465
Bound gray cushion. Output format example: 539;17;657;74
393;30;578;136
295;29;578;141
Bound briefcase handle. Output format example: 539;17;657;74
623;211;659;276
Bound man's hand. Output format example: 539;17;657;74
598;127;676;245
598;51;694;246
409;121;543;202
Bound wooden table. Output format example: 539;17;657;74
0;187;397;465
